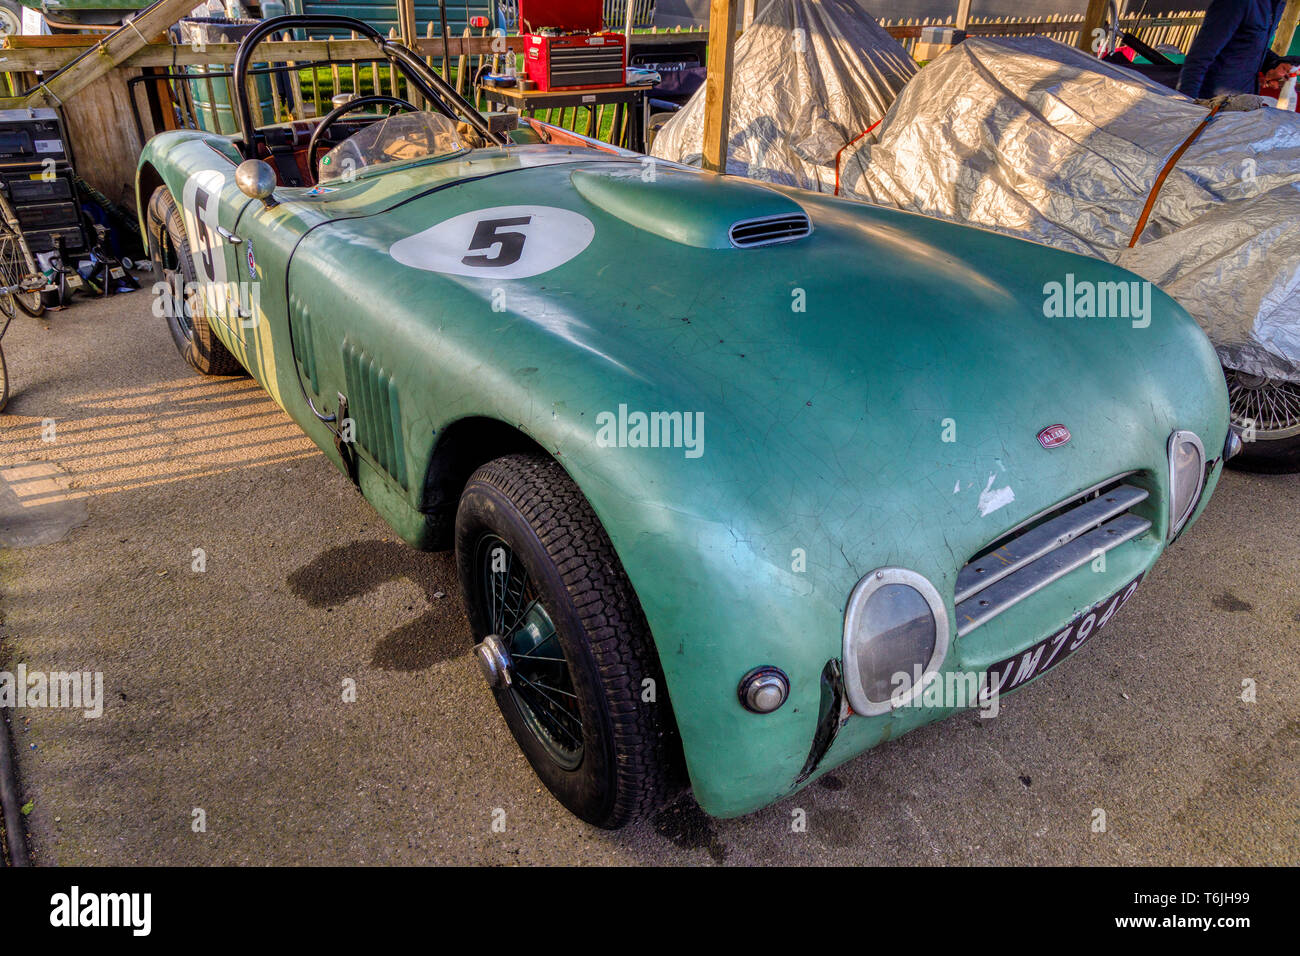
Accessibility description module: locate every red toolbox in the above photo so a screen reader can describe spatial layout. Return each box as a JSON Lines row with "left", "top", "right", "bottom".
{"left": 523, "top": 33, "right": 627, "bottom": 91}
{"left": 518, "top": 0, "right": 627, "bottom": 91}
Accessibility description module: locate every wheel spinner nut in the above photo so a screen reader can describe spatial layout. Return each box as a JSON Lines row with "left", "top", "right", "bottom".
{"left": 474, "top": 634, "right": 513, "bottom": 689}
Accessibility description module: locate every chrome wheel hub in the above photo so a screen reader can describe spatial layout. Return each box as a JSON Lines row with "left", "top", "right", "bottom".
{"left": 474, "top": 633, "right": 513, "bottom": 689}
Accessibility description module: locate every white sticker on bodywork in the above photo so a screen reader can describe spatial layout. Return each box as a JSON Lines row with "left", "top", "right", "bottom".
{"left": 390, "top": 204, "right": 594, "bottom": 280}
{"left": 978, "top": 473, "right": 1015, "bottom": 517}
{"left": 181, "top": 169, "right": 231, "bottom": 315}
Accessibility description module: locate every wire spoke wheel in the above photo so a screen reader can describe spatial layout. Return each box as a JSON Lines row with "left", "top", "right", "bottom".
{"left": 476, "top": 534, "right": 586, "bottom": 771}
{"left": 0, "top": 226, "right": 45, "bottom": 317}
{"left": 0, "top": 231, "right": 20, "bottom": 320}
{"left": 0, "top": 5, "right": 20, "bottom": 39}
{"left": 1227, "top": 370, "right": 1300, "bottom": 441}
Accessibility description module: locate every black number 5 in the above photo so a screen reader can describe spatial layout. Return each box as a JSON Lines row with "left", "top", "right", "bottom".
{"left": 194, "top": 187, "right": 216, "bottom": 281}
{"left": 461, "top": 216, "right": 531, "bottom": 268}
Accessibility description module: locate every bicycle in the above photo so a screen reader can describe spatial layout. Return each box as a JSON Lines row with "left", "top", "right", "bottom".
{"left": 0, "top": 187, "right": 50, "bottom": 412}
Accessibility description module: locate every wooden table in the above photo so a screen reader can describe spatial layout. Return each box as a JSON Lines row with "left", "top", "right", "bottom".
{"left": 475, "top": 82, "right": 652, "bottom": 153}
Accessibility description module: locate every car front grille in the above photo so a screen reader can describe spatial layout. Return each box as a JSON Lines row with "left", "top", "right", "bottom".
{"left": 954, "top": 476, "right": 1152, "bottom": 637}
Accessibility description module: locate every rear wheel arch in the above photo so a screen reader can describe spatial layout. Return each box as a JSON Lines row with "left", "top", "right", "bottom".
{"left": 136, "top": 163, "right": 166, "bottom": 239}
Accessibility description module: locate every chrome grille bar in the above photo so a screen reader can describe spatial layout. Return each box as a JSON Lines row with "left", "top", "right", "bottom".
{"left": 955, "top": 513, "right": 1151, "bottom": 636}
{"left": 954, "top": 483, "right": 1149, "bottom": 604}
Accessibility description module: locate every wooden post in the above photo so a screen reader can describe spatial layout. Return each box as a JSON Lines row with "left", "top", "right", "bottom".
{"left": 1077, "top": 0, "right": 1110, "bottom": 52}
{"left": 1274, "top": 0, "right": 1300, "bottom": 56}
{"left": 742, "top": 0, "right": 757, "bottom": 32}
{"left": 623, "top": 0, "right": 636, "bottom": 42}
{"left": 955, "top": 0, "right": 972, "bottom": 32}
{"left": 702, "top": 0, "right": 739, "bottom": 173}
{"left": 396, "top": 0, "right": 417, "bottom": 47}
{"left": 456, "top": 27, "right": 470, "bottom": 96}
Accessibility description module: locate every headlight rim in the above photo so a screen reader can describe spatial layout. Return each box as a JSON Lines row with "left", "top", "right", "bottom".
{"left": 1167, "top": 429, "right": 1207, "bottom": 541}
{"left": 842, "top": 567, "right": 950, "bottom": 717}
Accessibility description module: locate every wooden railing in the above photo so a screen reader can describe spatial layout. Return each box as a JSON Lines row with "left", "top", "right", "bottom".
{"left": 0, "top": 10, "right": 1210, "bottom": 212}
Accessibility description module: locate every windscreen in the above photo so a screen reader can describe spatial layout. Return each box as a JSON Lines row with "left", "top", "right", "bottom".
{"left": 319, "top": 111, "right": 466, "bottom": 182}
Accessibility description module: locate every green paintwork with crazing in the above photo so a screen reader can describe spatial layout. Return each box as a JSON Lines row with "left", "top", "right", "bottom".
{"left": 138, "top": 125, "right": 1228, "bottom": 818}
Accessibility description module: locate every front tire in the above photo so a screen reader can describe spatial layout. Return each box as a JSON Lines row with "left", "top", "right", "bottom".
{"left": 146, "top": 186, "right": 242, "bottom": 377}
{"left": 455, "top": 453, "right": 682, "bottom": 828}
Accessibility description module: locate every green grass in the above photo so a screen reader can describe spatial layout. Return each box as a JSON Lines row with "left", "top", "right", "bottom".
{"left": 289, "top": 57, "right": 625, "bottom": 144}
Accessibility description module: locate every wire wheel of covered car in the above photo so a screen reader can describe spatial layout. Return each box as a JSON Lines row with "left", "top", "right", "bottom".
{"left": 455, "top": 453, "right": 682, "bottom": 828}
{"left": 1226, "top": 370, "right": 1300, "bottom": 472}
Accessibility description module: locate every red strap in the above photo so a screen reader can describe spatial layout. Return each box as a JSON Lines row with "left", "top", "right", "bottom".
{"left": 1129, "top": 102, "right": 1222, "bottom": 248}
{"left": 834, "top": 119, "right": 882, "bottom": 196}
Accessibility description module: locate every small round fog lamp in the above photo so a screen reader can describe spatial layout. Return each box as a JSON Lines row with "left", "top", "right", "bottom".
{"left": 738, "top": 666, "right": 790, "bottom": 714}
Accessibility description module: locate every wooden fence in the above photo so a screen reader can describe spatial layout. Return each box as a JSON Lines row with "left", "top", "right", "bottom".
{"left": 879, "top": 10, "right": 1206, "bottom": 56}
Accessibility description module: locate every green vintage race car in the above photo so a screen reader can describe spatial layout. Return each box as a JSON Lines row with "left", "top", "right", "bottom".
{"left": 137, "top": 16, "right": 1234, "bottom": 827}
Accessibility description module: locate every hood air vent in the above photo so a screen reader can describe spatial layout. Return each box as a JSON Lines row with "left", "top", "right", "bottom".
{"left": 729, "top": 213, "right": 812, "bottom": 248}
{"left": 570, "top": 166, "right": 811, "bottom": 249}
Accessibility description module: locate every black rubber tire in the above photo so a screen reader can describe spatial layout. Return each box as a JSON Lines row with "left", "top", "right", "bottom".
{"left": 0, "top": 343, "right": 8, "bottom": 414}
{"left": 1226, "top": 435, "right": 1300, "bottom": 474}
{"left": 146, "top": 186, "right": 243, "bottom": 377}
{"left": 455, "top": 453, "right": 683, "bottom": 828}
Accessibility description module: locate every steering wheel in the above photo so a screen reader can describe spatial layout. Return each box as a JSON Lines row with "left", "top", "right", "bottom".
{"left": 306, "top": 94, "right": 419, "bottom": 184}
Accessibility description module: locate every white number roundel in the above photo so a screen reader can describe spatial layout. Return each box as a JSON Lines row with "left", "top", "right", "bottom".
{"left": 389, "top": 204, "right": 595, "bottom": 280}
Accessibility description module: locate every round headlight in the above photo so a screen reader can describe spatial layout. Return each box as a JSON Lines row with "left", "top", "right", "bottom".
{"left": 842, "top": 568, "right": 949, "bottom": 716}
{"left": 1167, "top": 430, "right": 1206, "bottom": 539}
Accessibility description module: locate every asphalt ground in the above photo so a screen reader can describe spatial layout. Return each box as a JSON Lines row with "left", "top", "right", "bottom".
{"left": 0, "top": 290, "right": 1296, "bottom": 866}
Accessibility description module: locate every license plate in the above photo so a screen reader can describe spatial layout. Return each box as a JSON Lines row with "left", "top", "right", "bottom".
{"left": 985, "top": 574, "right": 1144, "bottom": 696}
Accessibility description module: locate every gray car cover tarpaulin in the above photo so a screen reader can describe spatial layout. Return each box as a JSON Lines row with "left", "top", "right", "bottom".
{"left": 836, "top": 36, "right": 1300, "bottom": 383}
{"left": 649, "top": 0, "right": 916, "bottom": 190}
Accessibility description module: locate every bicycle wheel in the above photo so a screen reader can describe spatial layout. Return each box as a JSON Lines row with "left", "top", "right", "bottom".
{"left": 0, "top": 342, "right": 8, "bottom": 414}
{"left": 0, "top": 231, "right": 17, "bottom": 320}
{"left": 0, "top": 228, "right": 45, "bottom": 317}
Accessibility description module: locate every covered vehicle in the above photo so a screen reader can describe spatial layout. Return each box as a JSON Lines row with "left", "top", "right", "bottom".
{"left": 138, "top": 16, "right": 1231, "bottom": 827}
{"left": 650, "top": 0, "right": 915, "bottom": 187}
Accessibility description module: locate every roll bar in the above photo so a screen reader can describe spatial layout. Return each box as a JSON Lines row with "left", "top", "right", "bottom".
{"left": 232, "top": 14, "right": 505, "bottom": 159}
